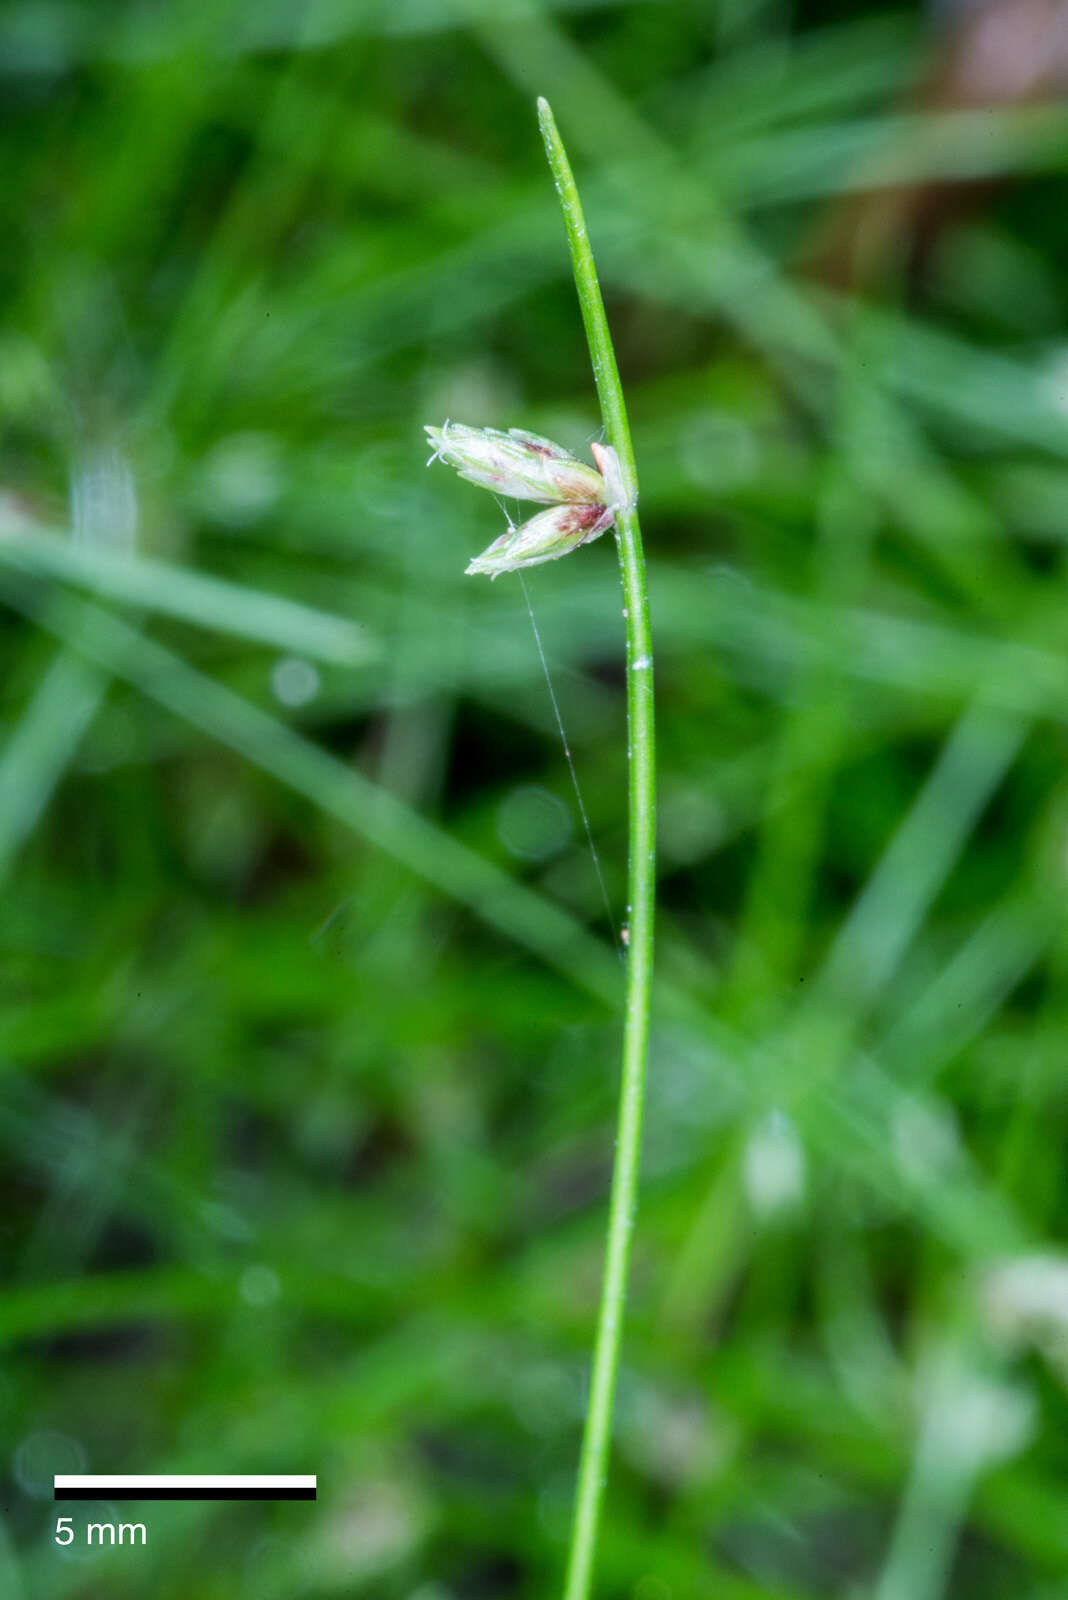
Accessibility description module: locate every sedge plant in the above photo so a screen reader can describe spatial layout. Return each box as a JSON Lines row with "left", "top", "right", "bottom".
{"left": 426, "top": 99, "right": 655, "bottom": 1600}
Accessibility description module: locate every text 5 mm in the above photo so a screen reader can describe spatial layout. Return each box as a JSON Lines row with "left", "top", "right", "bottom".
{"left": 56, "top": 1517, "right": 146, "bottom": 1548}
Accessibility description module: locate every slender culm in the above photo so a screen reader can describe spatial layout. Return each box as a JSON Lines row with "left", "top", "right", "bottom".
{"left": 537, "top": 97, "right": 657, "bottom": 1600}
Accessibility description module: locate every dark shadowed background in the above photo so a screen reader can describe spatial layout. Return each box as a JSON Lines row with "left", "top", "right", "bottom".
{"left": 3, "top": 0, "right": 1068, "bottom": 1596}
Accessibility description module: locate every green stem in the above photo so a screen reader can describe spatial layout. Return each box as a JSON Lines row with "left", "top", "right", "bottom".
{"left": 538, "top": 97, "right": 656, "bottom": 1600}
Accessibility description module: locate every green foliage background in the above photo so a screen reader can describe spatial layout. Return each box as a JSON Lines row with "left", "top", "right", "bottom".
{"left": 3, "top": 1, "right": 1068, "bottom": 1596}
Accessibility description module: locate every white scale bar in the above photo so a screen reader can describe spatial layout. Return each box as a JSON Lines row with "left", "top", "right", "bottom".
{"left": 55, "top": 1475, "right": 315, "bottom": 1495}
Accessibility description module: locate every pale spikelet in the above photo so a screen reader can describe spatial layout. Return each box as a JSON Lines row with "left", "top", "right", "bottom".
{"left": 465, "top": 501, "right": 614, "bottom": 577}
{"left": 425, "top": 422, "right": 605, "bottom": 505}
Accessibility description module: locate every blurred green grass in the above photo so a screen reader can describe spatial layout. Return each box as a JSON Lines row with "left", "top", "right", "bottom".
{"left": 4, "top": 0, "right": 1068, "bottom": 1597}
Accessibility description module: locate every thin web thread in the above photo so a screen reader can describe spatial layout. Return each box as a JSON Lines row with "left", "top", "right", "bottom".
{"left": 518, "top": 573, "right": 618, "bottom": 947}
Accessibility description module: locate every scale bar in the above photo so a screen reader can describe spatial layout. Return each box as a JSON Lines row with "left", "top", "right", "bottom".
{"left": 54, "top": 1475, "right": 316, "bottom": 1502}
